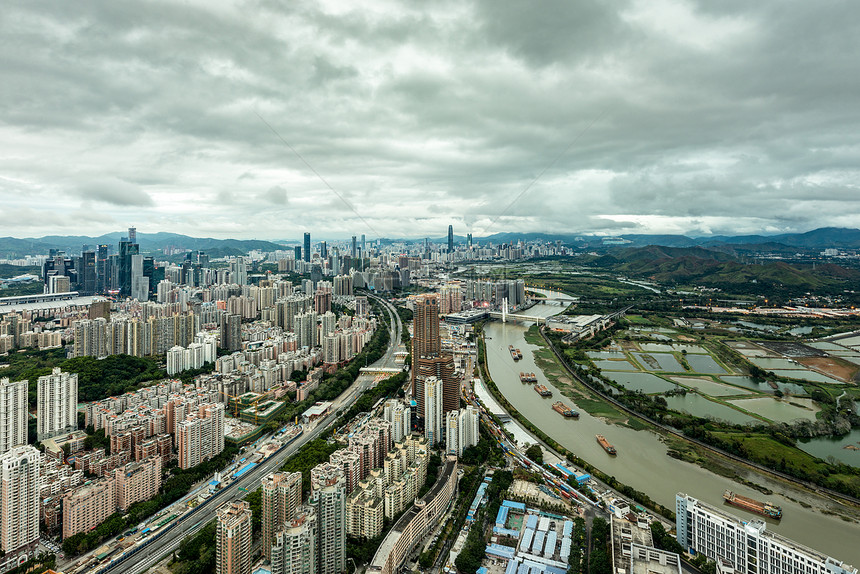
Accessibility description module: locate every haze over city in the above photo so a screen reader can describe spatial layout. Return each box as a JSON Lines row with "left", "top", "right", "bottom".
{"left": 4, "top": 1, "right": 860, "bottom": 239}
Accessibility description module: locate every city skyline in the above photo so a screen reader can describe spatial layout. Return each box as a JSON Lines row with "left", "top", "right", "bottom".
{"left": 3, "top": 2, "right": 860, "bottom": 240}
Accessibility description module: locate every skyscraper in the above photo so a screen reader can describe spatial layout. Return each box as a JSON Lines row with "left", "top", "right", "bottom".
{"left": 96, "top": 244, "right": 110, "bottom": 293}
{"left": 127, "top": 227, "right": 137, "bottom": 244}
{"left": 0, "top": 445, "right": 40, "bottom": 555}
{"left": 320, "top": 241, "right": 327, "bottom": 260}
{"left": 270, "top": 506, "right": 317, "bottom": 574}
{"left": 447, "top": 225, "right": 453, "bottom": 253}
{"left": 304, "top": 233, "right": 311, "bottom": 263}
{"left": 351, "top": 236, "right": 357, "bottom": 259}
{"left": 361, "top": 234, "right": 365, "bottom": 255}
{"left": 216, "top": 500, "right": 252, "bottom": 574}
{"left": 424, "top": 376, "right": 443, "bottom": 446}
{"left": 412, "top": 296, "right": 458, "bottom": 418}
{"left": 37, "top": 368, "right": 78, "bottom": 441}
{"left": 0, "top": 379, "right": 27, "bottom": 455}
{"left": 310, "top": 465, "right": 346, "bottom": 574}
{"left": 118, "top": 238, "right": 139, "bottom": 296}
{"left": 262, "top": 472, "right": 303, "bottom": 559}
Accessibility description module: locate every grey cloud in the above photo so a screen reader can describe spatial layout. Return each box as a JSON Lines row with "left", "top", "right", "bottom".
{"left": 260, "top": 186, "right": 288, "bottom": 205}
{"left": 74, "top": 178, "right": 154, "bottom": 207}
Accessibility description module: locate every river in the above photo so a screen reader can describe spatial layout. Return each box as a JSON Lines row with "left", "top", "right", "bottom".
{"left": 480, "top": 290, "right": 860, "bottom": 566}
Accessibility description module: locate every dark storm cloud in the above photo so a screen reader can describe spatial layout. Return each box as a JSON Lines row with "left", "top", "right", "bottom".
{"left": 2, "top": 0, "right": 860, "bottom": 239}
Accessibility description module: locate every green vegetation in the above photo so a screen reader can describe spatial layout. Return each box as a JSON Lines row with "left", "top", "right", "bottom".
{"left": 460, "top": 424, "right": 507, "bottom": 467}
{"left": 280, "top": 438, "right": 341, "bottom": 497}
{"left": 0, "top": 282, "right": 44, "bottom": 297}
{"left": 418, "top": 453, "right": 443, "bottom": 498}
{"left": 0, "top": 263, "right": 41, "bottom": 278}
{"left": 650, "top": 521, "right": 685, "bottom": 555}
{"left": 246, "top": 487, "right": 262, "bottom": 537}
{"left": 525, "top": 444, "right": 544, "bottom": 465}
{"left": 4, "top": 552, "right": 56, "bottom": 574}
{"left": 567, "top": 517, "right": 587, "bottom": 574}
{"left": 589, "top": 516, "right": 612, "bottom": 574}
{"left": 63, "top": 354, "right": 167, "bottom": 402}
{"left": 168, "top": 520, "right": 216, "bottom": 574}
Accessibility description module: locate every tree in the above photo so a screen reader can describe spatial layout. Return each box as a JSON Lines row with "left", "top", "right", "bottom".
{"left": 525, "top": 444, "right": 543, "bottom": 465}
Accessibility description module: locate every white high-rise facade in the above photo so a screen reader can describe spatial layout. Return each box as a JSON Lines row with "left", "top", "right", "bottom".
{"left": 310, "top": 465, "right": 346, "bottom": 574}
{"left": 424, "top": 376, "right": 443, "bottom": 446}
{"left": 383, "top": 399, "right": 410, "bottom": 444}
{"left": 0, "top": 379, "right": 27, "bottom": 455}
{"left": 37, "top": 368, "right": 78, "bottom": 441}
{"left": 676, "top": 493, "right": 856, "bottom": 574}
{"left": 271, "top": 505, "right": 317, "bottom": 574}
{"left": 0, "top": 445, "right": 40, "bottom": 555}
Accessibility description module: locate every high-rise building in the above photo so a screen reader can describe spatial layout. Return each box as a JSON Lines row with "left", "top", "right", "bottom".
{"left": 96, "top": 244, "right": 110, "bottom": 293}
{"left": 382, "top": 399, "right": 410, "bottom": 444}
{"left": 320, "top": 241, "right": 327, "bottom": 260}
{"left": 78, "top": 250, "right": 97, "bottom": 295}
{"left": 361, "top": 234, "right": 365, "bottom": 255}
{"left": 37, "top": 368, "right": 78, "bottom": 441}
{"left": 118, "top": 238, "right": 139, "bottom": 297}
{"left": 0, "top": 445, "right": 40, "bottom": 555}
{"left": 446, "top": 406, "right": 479, "bottom": 456}
{"left": 128, "top": 227, "right": 137, "bottom": 244}
{"left": 262, "top": 472, "right": 303, "bottom": 559}
{"left": 176, "top": 403, "right": 225, "bottom": 469}
{"left": 304, "top": 233, "right": 311, "bottom": 263}
{"left": 216, "top": 500, "right": 253, "bottom": 574}
{"left": 675, "top": 493, "right": 856, "bottom": 574}
{"left": 310, "top": 465, "right": 346, "bottom": 574}
{"left": 270, "top": 505, "right": 317, "bottom": 574}
{"left": 230, "top": 257, "right": 248, "bottom": 286}
{"left": 0, "top": 379, "right": 27, "bottom": 455}
{"left": 424, "top": 376, "right": 443, "bottom": 446}
{"left": 115, "top": 457, "right": 162, "bottom": 510}
{"left": 412, "top": 295, "right": 458, "bottom": 418}
{"left": 351, "top": 236, "right": 357, "bottom": 259}
{"left": 63, "top": 477, "right": 116, "bottom": 539}
{"left": 447, "top": 225, "right": 454, "bottom": 253}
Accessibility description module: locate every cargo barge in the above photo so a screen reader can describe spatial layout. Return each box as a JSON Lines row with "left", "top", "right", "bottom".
{"left": 552, "top": 401, "right": 579, "bottom": 418}
{"left": 534, "top": 384, "right": 552, "bottom": 397}
{"left": 519, "top": 372, "right": 537, "bottom": 383}
{"left": 596, "top": 435, "right": 617, "bottom": 455}
{"left": 509, "top": 345, "right": 522, "bottom": 361}
{"left": 723, "top": 490, "right": 782, "bottom": 519}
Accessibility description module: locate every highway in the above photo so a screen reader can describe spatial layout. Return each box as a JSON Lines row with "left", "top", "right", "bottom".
{"left": 93, "top": 294, "right": 403, "bottom": 574}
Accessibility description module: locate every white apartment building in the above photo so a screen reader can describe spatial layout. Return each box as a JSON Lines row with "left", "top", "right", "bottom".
{"left": 0, "top": 379, "right": 27, "bottom": 455}
{"left": 271, "top": 505, "right": 317, "bottom": 574}
{"left": 37, "top": 368, "right": 78, "bottom": 441}
{"left": 676, "top": 493, "right": 856, "bottom": 574}
{"left": 0, "top": 445, "right": 40, "bottom": 555}
{"left": 423, "top": 376, "right": 442, "bottom": 446}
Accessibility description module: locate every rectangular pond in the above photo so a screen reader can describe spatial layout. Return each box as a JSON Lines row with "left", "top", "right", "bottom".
{"left": 639, "top": 343, "right": 709, "bottom": 354}
{"left": 587, "top": 351, "right": 628, "bottom": 360}
{"left": 606, "top": 372, "right": 679, "bottom": 394}
{"left": 593, "top": 359, "right": 640, "bottom": 371}
{"left": 769, "top": 369, "right": 843, "bottom": 384}
{"left": 633, "top": 352, "right": 685, "bottom": 372}
{"left": 750, "top": 357, "right": 805, "bottom": 370}
{"left": 670, "top": 377, "right": 753, "bottom": 396}
{"left": 728, "top": 397, "right": 820, "bottom": 423}
{"left": 662, "top": 395, "right": 759, "bottom": 425}
{"left": 719, "top": 376, "right": 807, "bottom": 396}
{"left": 685, "top": 354, "right": 729, "bottom": 374}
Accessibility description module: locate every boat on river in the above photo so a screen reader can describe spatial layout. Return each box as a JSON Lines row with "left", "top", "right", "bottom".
{"left": 723, "top": 490, "right": 782, "bottom": 519}
{"left": 519, "top": 372, "right": 537, "bottom": 383}
{"left": 534, "top": 384, "right": 552, "bottom": 397}
{"left": 552, "top": 401, "right": 579, "bottom": 418}
{"left": 509, "top": 345, "right": 522, "bottom": 361}
{"left": 596, "top": 435, "right": 617, "bottom": 455}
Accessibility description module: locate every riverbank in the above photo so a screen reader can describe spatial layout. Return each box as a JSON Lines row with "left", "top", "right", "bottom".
{"left": 479, "top": 317, "right": 860, "bottom": 565}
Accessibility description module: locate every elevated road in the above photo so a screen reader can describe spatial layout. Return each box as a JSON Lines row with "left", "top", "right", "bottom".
{"left": 96, "top": 295, "right": 403, "bottom": 574}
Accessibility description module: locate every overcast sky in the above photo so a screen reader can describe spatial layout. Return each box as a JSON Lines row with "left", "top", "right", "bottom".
{"left": 3, "top": 1, "right": 860, "bottom": 241}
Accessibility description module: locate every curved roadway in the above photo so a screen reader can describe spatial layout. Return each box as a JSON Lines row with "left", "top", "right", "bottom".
{"left": 96, "top": 294, "right": 402, "bottom": 574}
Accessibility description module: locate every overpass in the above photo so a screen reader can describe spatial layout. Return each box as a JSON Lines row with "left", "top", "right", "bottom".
{"left": 358, "top": 366, "right": 405, "bottom": 374}
{"left": 486, "top": 311, "right": 549, "bottom": 324}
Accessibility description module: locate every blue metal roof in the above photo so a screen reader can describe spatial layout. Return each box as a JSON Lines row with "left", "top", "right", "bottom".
{"left": 233, "top": 462, "right": 257, "bottom": 479}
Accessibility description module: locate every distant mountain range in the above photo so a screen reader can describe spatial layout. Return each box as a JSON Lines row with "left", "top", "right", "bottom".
{"left": 0, "top": 232, "right": 286, "bottom": 258}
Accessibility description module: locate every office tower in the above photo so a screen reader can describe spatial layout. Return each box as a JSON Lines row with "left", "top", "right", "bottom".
{"left": 0, "top": 445, "right": 40, "bottom": 555}
{"left": 96, "top": 244, "right": 110, "bottom": 293}
{"left": 0, "top": 379, "right": 27, "bottom": 455}
{"left": 37, "top": 368, "right": 78, "bottom": 441}
{"left": 220, "top": 313, "right": 242, "bottom": 352}
{"left": 424, "top": 376, "right": 443, "bottom": 445}
{"left": 304, "top": 233, "right": 311, "bottom": 263}
{"left": 262, "top": 472, "right": 303, "bottom": 559}
{"left": 118, "top": 238, "right": 139, "bottom": 296}
{"left": 128, "top": 227, "right": 137, "bottom": 244}
{"left": 131, "top": 254, "right": 149, "bottom": 301}
{"left": 361, "top": 234, "right": 365, "bottom": 254}
{"left": 447, "top": 225, "right": 453, "bottom": 253}
{"left": 270, "top": 505, "right": 317, "bottom": 574}
{"left": 467, "top": 233, "right": 473, "bottom": 248}
{"left": 675, "top": 493, "right": 856, "bottom": 574}
{"left": 294, "top": 246, "right": 302, "bottom": 262}
{"left": 320, "top": 241, "right": 327, "bottom": 260}
{"left": 78, "top": 250, "right": 96, "bottom": 295}
{"left": 310, "top": 466, "right": 346, "bottom": 574}
{"left": 412, "top": 296, "right": 458, "bottom": 418}
{"left": 216, "top": 500, "right": 253, "bottom": 574}
{"left": 351, "top": 236, "right": 357, "bottom": 259}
